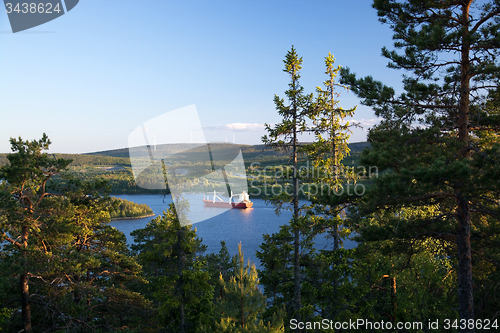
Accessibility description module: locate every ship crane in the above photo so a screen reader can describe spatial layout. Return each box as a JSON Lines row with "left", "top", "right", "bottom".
{"left": 203, "top": 190, "right": 253, "bottom": 209}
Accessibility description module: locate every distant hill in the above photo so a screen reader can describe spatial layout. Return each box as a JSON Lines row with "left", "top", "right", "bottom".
{"left": 0, "top": 142, "right": 371, "bottom": 168}
{"left": 348, "top": 141, "right": 371, "bottom": 154}
{"left": 0, "top": 142, "right": 371, "bottom": 195}
{"left": 85, "top": 142, "right": 371, "bottom": 160}
{"left": 86, "top": 147, "right": 131, "bottom": 158}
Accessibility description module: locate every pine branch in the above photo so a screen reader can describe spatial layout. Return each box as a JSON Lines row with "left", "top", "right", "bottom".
{"left": 471, "top": 6, "right": 500, "bottom": 34}
{"left": 2, "top": 232, "right": 22, "bottom": 249}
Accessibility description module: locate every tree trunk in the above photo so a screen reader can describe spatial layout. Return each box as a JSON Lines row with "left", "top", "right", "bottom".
{"left": 332, "top": 226, "right": 340, "bottom": 252}
{"left": 241, "top": 296, "right": 245, "bottom": 328}
{"left": 293, "top": 227, "right": 300, "bottom": 319}
{"left": 292, "top": 71, "right": 301, "bottom": 330}
{"left": 330, "top": 84, "right": 341, "bottom": 253}
{"left": 21, "top": 273, "right": 32, "bottom": 333}
{"left": 391, "top": 276, "right": 397, "bottom": 324}
{"left": 21, "top": 225, "right": 32, "bottom": 333}
{"left": 179, "top": 301, "right": 185, "bottom": 333}
{"left": 177, "top": 229, "right": 186, "bottom": 333}
{"left": 456, "top": 3, "right": 474, "bottom": 331}
{"left": 457, "top": 195, "right": 474, "bottom": 331}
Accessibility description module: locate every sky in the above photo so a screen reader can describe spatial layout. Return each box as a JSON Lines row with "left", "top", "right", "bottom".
{"left": 0, "top": 0, "right": 404, "bottom": 153}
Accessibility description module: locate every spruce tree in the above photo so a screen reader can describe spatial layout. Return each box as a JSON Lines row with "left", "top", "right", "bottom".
{"left": 256, "top": 225, "right": 295, "bottom": 320}
{"left": 204, "top": 241, "right": 234, "bottom": 301}
{"left": 262, "top": 46, "right": 314, "bottom": 326}
{"left": 131, "top": 204, "right": 213, "bottom": 333}
{"left": 305, "top": 52, "right": 357, "bottom": 250}
{"left": 340, "top": 0, "right": 500, "bottom": 328}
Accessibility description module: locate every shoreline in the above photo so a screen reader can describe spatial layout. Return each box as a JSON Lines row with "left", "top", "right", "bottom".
{"left": 110, "top": 213, "right": 156, "bottom": 221}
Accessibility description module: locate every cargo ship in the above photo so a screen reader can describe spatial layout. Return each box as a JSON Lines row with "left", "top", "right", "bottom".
{"left": 203, "top": 191, "right": 253, "bottom": 209}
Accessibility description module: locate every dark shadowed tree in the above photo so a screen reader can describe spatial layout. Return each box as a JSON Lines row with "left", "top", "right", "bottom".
{"left": 0, "top": 135, "right": 152, "bottom": 332}
{"left": 340, "top": 1, "right": 500, "bottom": 330}
{"left": 131, "top": 204, "right": 213, "bottom": 333}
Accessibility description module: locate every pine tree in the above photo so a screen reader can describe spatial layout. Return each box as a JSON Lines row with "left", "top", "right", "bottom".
{"left": 0, "top": 135, "right": 151, "bottom": 332}
{"left": 340, "top": 0, "right": 500, "bottom": 328}
{"left": 214, "top": 243, "right": 284, "bottom": 333}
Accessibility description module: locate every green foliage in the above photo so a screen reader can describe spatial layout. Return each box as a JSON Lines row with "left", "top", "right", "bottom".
{"left": 302, "top": 52, "right": 359, "bottom": 258}
{"left": 204, "top": 241, "right": 234, "bottom": 301}
{"left": 262, "top": 46, "right": 317, "bottom": 326}
{"left": 255, "top": 216, "right": 461, "bottom": 332}
{"left": 256, "top": 222, "right": 320, "bottom": 328}
{"left": 257, "top": 225, "right": 294, "bottom": 316}
{"left": 109, "top": 197, "right": 154, "bottom": 219}
{"left": 0, "top": 308, "right": 13, "bottom": 332}
{"left": 213, "top": 243, "right": 284, "bottom": 333}
{"left": 0, "top": 135, "right": 152, "bottom": 332}
{"left": 340, "top": 0, "right": 500, "bottom": 323}
{"left": 305, "top": 52, "right": 357, "bottom": 183}
{"left": 131, "top": 204, "right": 213, "bottom": 332}
{"left": 2, "top": 142, "right": 369, "bottom": 200}
{"left": 5, "top": 1, "right": 500, "bottom": 329}
{"left": 263, "top": 46, "right": 314, "bottom": 151}
{"left": 316, "top": 240, "right": 459, "bottom": 330}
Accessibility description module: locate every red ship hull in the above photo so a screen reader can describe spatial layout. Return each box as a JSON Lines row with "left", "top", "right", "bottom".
{"left": 203, "top": 200, "right": 253, "bottom": 209}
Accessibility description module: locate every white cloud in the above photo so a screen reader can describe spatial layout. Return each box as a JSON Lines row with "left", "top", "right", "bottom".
{"left": 204, "top": 120, "right": 380, "bottom": 134}
{"left": 351, "top": 118, "right": 380, "bottom": 129}
{"left": 205, "top": 123, "right": 266, "bottom": 132}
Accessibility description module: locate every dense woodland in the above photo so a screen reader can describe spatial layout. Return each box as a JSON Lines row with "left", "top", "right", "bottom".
{"left": 109, "top": 197, "right": 154, "bottom": 220}
{"left": 1, "top": 1, "right": 500, "bottom": 332}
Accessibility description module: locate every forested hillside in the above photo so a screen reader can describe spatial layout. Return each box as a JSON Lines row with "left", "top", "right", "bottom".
{"left": 0, "top": 142, "right": 368, "bottom": 196}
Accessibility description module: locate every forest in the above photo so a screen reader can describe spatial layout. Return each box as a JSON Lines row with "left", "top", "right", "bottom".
{"left": 0, "top": 142, "right": 366, "bottom": 199}
{"left": 109, "top": 197, "right": 154, "bottom": 220}
{"left": 1, "top": 1, "right": 500, "bottom": 332}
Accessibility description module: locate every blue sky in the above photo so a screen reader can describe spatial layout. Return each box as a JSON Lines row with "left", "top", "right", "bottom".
{"left": 0, "top": 1, "right": 403, "bottom": 153}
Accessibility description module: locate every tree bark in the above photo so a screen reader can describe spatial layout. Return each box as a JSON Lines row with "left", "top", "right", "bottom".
{"left": 241, "top": 296, "right": 245, "bottom": 328}
{"left": 391, "top": 276, "right": 397, "bottom": 324}
{"left": 456, "top": 2, "right": 474, "bottom": 331}
{"left": 177, "top": 229, "right": 186, "bottom": 333}
{"left": 457, "top": 195, "right": 474, "bottom": 330}
{"left": 21, "top": 225, "right": 31, "bottom": 333}
{"left": 21, "top": 273, "right": 32, "bottom": 333}
{"left": 330, "top": 76, "right": 340, "bottom": 253}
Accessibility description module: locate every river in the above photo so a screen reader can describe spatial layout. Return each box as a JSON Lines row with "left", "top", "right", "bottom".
{"left": 109, "top": 194, "right": 356, "bottom": 267}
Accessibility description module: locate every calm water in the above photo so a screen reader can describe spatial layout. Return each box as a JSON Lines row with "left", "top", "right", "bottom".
{"left": 110, "top": 194, "right": 356, "bottom": 267}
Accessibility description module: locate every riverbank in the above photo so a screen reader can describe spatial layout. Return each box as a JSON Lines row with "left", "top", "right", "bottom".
{"left": 111, "top": 213, "right": 156, "bottom": 221}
